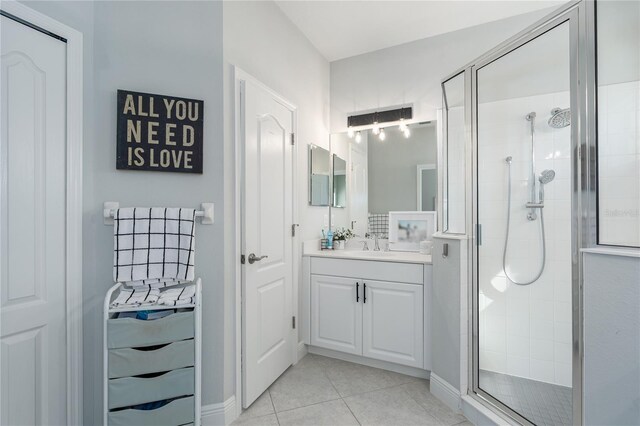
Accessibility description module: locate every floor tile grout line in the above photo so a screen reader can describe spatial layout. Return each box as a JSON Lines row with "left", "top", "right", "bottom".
{"left": 340, "top": 397, "right": 362, "bottom": 426}
{"left": 272, "top": 396, "right": 343, "bottom": 414}
{"left": 320, "top": 363, "right": 347, "bottom": 399}
{"left": 338, "top": 378, "right": 420, "bottom": 400}
{"left": 267, "top": 389, "right": 281, "bottom": 425}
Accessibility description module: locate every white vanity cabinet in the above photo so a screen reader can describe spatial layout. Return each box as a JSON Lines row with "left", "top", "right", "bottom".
{"left": 306, "top": 255, "right": 431, "bottom": 371}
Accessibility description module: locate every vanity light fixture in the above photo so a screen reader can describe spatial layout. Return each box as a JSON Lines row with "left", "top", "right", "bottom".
{"left": 347, "top": 126, "right": 354, "bottom": 138}
{"left": 346, "top": 107, "right": 412, "bottom": 136}
{"left": 379, "top": 128, "right": 386, "bottom": 141}
{"left": 355, "top": 131, "right": 362, "bottom": 143}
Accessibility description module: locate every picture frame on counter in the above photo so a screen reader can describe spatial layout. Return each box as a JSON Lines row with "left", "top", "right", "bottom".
{"left": 388, "top": 211, "right": 437, "bottom": 252}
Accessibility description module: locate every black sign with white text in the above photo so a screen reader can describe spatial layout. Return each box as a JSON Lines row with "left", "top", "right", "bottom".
{"left": 116, "top": 90, "right": 204, "bottom": 173}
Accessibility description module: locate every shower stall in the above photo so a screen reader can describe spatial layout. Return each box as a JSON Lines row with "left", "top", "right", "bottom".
{"left": 441, "top": 1, "right": 640, "bottom": 425}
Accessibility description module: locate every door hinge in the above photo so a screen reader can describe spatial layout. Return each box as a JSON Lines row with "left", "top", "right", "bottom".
{"left": 241, "top": 254, "right": 246, "bottom": 264}
{"left": 292, "top": 223, "right": 299, "bottom": 237}
{"left": 476, "top": 224, "right": 482, "bottom": 246}
{"left": 290, "top": 133, "right": 295, "bottom": 145}
{"left": 292, "top": 316, "right": 296, "bottom": 329}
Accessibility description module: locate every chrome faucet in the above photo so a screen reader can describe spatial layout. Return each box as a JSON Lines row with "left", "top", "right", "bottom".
{"left": 373, "top": 234, "right": 380, "bottom": 251}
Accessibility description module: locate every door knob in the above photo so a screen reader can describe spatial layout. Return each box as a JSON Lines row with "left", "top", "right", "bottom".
{"left": 248, "top": 253, "right": 268, "bottom": 264}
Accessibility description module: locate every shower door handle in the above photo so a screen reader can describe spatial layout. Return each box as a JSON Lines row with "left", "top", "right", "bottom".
{"left": 525, "top": 202, "right": 545, "bottom": 208}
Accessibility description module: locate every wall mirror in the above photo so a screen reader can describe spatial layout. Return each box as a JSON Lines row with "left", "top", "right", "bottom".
{"left": 332, "top": 154, "right": 347, "bottom": 208}
{"left": 309, "top": 144, "right": 330, "bottom": 206}
{"left": 329, "top": 122, "right": 438, "bottom": 237}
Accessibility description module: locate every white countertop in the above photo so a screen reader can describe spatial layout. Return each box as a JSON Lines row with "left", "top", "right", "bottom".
{"left": 303, "top": 248, "right": 432, "bottom": 264}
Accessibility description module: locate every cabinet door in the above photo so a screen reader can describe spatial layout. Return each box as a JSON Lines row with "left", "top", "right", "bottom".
{"left": 311, "top": 275, "right": 362, "bottom": 355}
{"left": 362, "top": 280, "right": 423, "bottom": 368}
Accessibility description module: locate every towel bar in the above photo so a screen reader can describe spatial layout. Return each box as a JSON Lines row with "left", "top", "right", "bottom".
{"left": 103, "top": 202, "right": 214, "bottom": 225}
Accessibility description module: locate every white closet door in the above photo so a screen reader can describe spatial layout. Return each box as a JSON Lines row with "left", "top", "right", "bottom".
{"left": 1, "top": 16, "right": 68, "bottom": 426}
{"left": 362, "top": 280, "right": 423, "bottom": 368}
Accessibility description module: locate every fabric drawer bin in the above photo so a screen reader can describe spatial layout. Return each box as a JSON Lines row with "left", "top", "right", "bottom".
{"left": 107, "top": 311, "right": 194, "bottom": 349}
{"left": 108, "top": 395, "right": 194, "bottom": 426}
{"left": 108, "top": 367, "right": 194, "bottom": 410}
{"left": 108, "top": 340, "right": 195, "bottom": 379}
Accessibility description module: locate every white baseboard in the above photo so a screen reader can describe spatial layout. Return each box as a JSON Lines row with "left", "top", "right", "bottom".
{"left": 297, "top": 341, "right": 308, "bottom": 361}
{"left": 202, "top": 396, "right": 236, "bottom": 426}
{"left": 308, "top": 346, "right": 430, "bottom": 379}
{"left": 430, "top": 373, "right": 461, "bottom": 413}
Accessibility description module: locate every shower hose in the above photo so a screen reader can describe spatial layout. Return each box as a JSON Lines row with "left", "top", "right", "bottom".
{"left": 502, "top": 160, "right": 546, "bottom": 285}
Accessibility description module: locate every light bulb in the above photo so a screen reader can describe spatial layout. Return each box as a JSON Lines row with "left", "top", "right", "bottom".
{"left": 347, "top": 126, "right": 354, "bottom": 138}
{"left": 379, "top": 128, "right": 386, "bottom": 141}
{"left": 372, "top": 121, "right": 380, "bottom": 135}
{"left": 355, "top": 131, "right": 362, "bottom": 143}
{"left": 399, "top": 118, "right": 407, "bottom": 132}
{"left": 403, "top": 127, "right": 411, "bottom": 138}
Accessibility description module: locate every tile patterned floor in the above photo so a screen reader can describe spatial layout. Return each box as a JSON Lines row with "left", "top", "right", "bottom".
{"left": 233, "top": 353, "right": 472, "bottom": 426}
{"left": 479, "top": 370, "right": 572, "bottom": 426}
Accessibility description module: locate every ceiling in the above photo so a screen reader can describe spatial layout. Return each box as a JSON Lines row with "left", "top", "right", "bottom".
{"left": 274, "top": 1, "right": 566, "bottom": 62}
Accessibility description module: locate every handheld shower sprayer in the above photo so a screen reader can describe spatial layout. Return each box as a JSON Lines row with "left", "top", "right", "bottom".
{"left": 537, "top": 169, "right": 555, "bottom": 204}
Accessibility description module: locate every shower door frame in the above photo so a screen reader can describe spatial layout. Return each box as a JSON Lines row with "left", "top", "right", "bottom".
{"left": 463, "top": 1, "right": 596, "bottom": 424}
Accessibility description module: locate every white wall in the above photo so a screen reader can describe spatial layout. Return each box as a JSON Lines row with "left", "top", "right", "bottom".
{"left": 222, "top": 0, "right": 331, "bottom": 400}
{"left": 21, "top": 1, "right": 225, "bottom": 424}
{"left": 329, "top": 8, "right": 555, "bottom": 133}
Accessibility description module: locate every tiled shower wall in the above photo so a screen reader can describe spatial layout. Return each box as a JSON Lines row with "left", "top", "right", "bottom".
{"left": 477, "top": 82, "right": 640, "bottom": 387}
{"left": 598, "top": 80, "right": 640, "bottom": 247}
{"left": 477, "top": 90, "right": 573, "bottom": 387}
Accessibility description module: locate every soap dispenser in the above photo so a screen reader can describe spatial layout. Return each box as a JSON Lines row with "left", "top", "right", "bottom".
{"left": 326, "top": 228, "right": 334, "bottom": 250}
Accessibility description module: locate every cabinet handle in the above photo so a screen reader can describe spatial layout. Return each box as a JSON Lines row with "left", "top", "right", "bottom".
{"left": 363, "top": 283, "right": 367, "bottom": 303}
{"left": 356, "top": 282, "right": 359, "bottom": 302}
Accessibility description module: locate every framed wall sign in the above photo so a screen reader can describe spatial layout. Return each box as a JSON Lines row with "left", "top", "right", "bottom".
{"left": 116, "top": 89, "right": 204, "bottom": 173}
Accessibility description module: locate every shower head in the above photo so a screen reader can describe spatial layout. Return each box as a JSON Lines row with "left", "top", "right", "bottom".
{"left": 548, "top": 107, "right": 570, "bottom": 128}
{"left": 539, "top": 169, "right": 556, "bottom": 184}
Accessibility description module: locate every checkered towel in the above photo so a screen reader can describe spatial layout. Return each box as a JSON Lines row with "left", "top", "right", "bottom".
{"left": 158, "top": 284, "right": 196, "bottom": 307}
{"left": 113, "top": 208, "right": 196, "bottom": 284}
{"left": 110, "top": 286, "right": 160, "bottom": 308}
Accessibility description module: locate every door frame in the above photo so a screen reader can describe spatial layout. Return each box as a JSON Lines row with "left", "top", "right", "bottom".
{"left": 233, "top": 67, "right": 298, "bottom": 417}
{"left": 0, "top": 2, "right": 83, "bottom": 424}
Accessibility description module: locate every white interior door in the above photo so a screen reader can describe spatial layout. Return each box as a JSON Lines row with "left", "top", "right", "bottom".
{"left": 241, "top": 76, "right": 295, "bottom": 407}
{"left": 349, "top": 139, "right": 368, "bottom": 236}
{"left": 1, "top": 15, "right": 68, "bottom": 425}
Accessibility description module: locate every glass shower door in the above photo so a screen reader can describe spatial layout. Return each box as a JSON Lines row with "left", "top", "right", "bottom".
{"left": 473, "top": 17, "right": 574, "bottom": 426}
